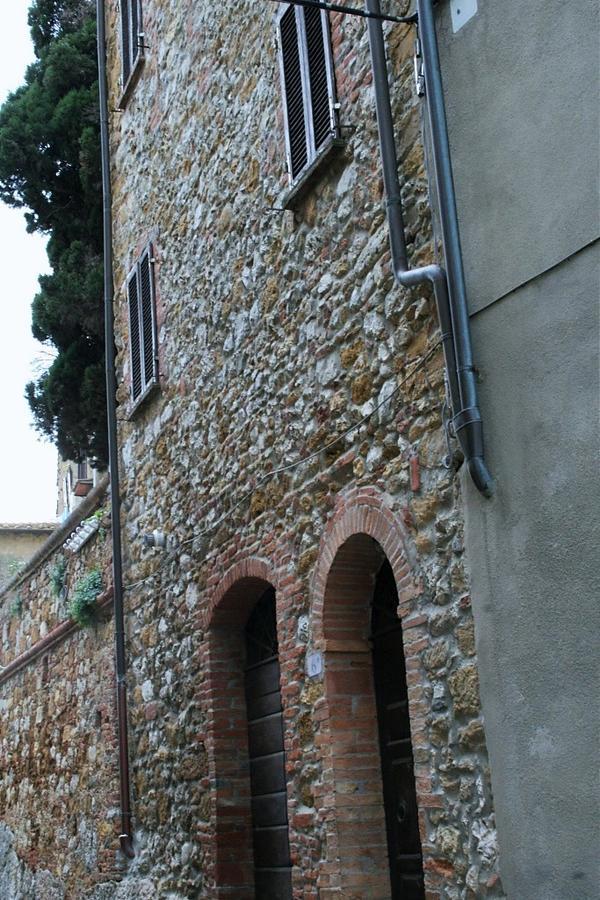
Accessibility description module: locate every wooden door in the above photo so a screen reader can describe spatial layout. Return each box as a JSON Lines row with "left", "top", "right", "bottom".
{"left": 371, "top": 561, "right": 425, "bottom": 899}
{"left": 245, "top": 588, "right": 293, "bottom": 899}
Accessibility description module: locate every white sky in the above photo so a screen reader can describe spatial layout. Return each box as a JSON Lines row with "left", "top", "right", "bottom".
{"left": 0, "top": 3, "right": 58, "bottom": 523}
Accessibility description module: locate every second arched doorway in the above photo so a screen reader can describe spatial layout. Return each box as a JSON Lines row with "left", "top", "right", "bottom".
{"left": 318, "top": 533, "right": 425, "bottom": 898}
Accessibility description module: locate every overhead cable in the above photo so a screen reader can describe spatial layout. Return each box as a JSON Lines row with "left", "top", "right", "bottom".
{"left": 122, "top": 338, "right": 442, "bottom": 591}
{"left": 264, "top": 0, "right": 415, "bottom": 26}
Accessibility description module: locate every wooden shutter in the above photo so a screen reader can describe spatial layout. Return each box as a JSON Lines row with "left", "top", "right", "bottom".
{"left": 127, "top": 267, "right": 142, "bottom": 401}
{"left": 130, "top": 0, "right": 140, "bottom": 70}
{"left": 279, "top": 6, "right": 308, "bottom": 179}
{"left": 304, "top": 7, "right": 332, "bottom": 152}
{"left": 121, "top": 0, "right": 141, "bottom": 85}
{"left": 278, "top": 4, "right": 338, "bottom": 183}
{"left": 127, "top": 244, "right": 157, "bottom": 405}
{"left": 139, "top": 246, "right": 156, "bottom": 388}
{"left": 121, "top": 0, "right": 131, "bottom": 84}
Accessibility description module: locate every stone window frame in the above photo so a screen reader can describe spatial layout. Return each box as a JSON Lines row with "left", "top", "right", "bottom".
{"left": 276, "top": 1, "right": 343, "bottom": 207}
{"left": 118, "top": 0, "right": 145, "bottom": 109}
{"left": 126, "top": 242, "right": 159, "bottom": 415}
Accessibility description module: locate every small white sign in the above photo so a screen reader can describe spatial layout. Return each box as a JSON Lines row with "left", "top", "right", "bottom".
{"left": 297, "top": 614, "right": 310, "bottom": 644}
{"left": 450, "top": 0, "right": 478, "bottom": 33}
{"left": 306, "top": 651, "right": 323, "bottom": 678}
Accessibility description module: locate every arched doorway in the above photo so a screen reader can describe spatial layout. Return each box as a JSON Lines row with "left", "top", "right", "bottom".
{"left": 244, "top": 587, "right": 292, "bottom": 898}
{"left": 203, "top": 570, "right": 293, "bottom": 899}
{"left": 316, "top": 532, "right": 425, "bottom": 897}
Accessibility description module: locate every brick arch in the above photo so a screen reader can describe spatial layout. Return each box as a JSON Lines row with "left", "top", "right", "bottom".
{"left": 199, "top": 553, "right": 299, "bottom": 899}
{"left": 312, "top": 489, "right": 413, "bottom": 647}
{"left": 310, "top": 489, "right": 429, "bottom": 897}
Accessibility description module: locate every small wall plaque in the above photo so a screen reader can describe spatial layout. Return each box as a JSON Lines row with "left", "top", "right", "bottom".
{"left": 450, "top": 0, "right": 477, "bottom": 33}
{"left": 297, "top": 614, "right": 310, "bottom": 644}
{"left": 306, "top": 651, "right": 323, "bottom": 678}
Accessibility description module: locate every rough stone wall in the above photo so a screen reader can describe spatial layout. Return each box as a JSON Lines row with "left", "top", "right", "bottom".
{"left": 104, "top": 0, "right": 504, "bottom": 897}
{"left": 0, "top": 501, "right": 119, "bottom": 898}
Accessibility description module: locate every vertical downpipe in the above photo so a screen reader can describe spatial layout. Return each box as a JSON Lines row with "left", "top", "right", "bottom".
{"left": 97, "top": 0, "right": 135, "bottom": 859}
{"left": 366, "top": 0, "right": 493, "bottom": 496}
{"left": 416, "top": 0, "right": 492, "bottom": 495}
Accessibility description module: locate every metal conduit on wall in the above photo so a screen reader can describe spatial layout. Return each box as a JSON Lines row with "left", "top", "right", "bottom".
{"left": 366, "top": 0, "right": 493, "bottom": 497}
{"left": 97, "top": 0, "right": 135, "bottom": 859}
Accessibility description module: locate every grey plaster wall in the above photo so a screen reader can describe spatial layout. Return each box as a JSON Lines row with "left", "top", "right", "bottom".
{"left": 463, "top": 245, "right": 599, "bottom": 899}
{"left": 433, "top": 0, "right": 600, "bottom": 897}
{"left": 437, "top": 0, "right": 599, "bottom": 313}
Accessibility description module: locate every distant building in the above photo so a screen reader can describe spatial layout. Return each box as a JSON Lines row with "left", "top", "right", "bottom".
{"left": 56, "top": 456, "right": 99, "bottom": 521}
{"left": 0, "top": 523, "right": 55, "bottom": 589}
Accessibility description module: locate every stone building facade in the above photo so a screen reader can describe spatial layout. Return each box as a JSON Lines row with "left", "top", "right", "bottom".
{"left": 102, "top": 0, "right": 502, "bottom": 896}
{"left": 0, "top": 1, "right": 506, "bottom": 898}
{"left": 57, "top": 457, "right": 99, "bottom": 522}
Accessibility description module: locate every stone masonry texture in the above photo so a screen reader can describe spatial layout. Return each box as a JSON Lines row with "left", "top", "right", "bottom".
{"left": 0, "top": 1, "right": 505, "bottom": 898}
{"left": 0, "top": 497, "right": 119, "bottom": 898}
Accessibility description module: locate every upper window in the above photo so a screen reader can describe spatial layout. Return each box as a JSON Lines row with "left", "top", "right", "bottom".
{"left": 127, "top": 244, "right": 158, "bottom": 407}
{"left": 120, "top": 0, "right": 143, "bottom": 92}
{"left": 277, "top": 3, "right": 339, "bottom": 185}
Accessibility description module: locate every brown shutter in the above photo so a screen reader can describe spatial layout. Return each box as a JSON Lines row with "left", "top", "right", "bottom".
{"left": 121, "top": 1, "right": 141, "bottom": 85}
{"left": 139, "top": 247, "right": 156, "bottom": 388}
{"left": 121, "top": 1, "right": 131, "bottom": 84}
{"left": 127, "top": 268, "right": 142, "bottom": 400}
{"left": 280, "top": 6, "right": 308, "bottom": 179}
{"left": 130, "top": 0, "right": 140, "bottom": 70}
{"left": 304, "top": 7, "right": 332, "bottom": 152}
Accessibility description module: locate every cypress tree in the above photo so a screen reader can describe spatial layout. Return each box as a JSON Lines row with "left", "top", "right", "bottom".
{"left": 0, "top": 0, "right": 107, "bottom": 466}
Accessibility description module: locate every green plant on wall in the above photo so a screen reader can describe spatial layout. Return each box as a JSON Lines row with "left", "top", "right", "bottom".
{"left": 69, "top": 569, "right": 103, "bottom": 627}
{"left": 10, "top": 593, "right": 23, "bottom": 618}
{"left": 90, "top": 506, "right": 107, "bottom": 541}
{"left": 50, "top": 555, "right": 68, "bottom": 599}
{"left": 6, "top": 558, "right": 23, "bottom": 578}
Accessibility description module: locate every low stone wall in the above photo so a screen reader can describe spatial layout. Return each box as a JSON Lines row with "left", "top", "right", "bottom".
{"left": 0, "top": 481, "right": 120, "bottom": 899}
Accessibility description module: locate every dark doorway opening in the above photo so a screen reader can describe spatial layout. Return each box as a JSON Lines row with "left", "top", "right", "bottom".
{"left": 371, "top": 560, "right": 425, "bottom": 899}
{"left": 244, "top": 587, "right": 293, "bottom": 899}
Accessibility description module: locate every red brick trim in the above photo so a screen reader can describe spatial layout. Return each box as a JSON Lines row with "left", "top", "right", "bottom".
{"left": 310, "top": 487, "right": 430, "bottom": 896}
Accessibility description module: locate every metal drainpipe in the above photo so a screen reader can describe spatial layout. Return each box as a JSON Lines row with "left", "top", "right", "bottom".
{"left": 97, "top": 0, "right": 135, "bottom": 859}
{"left": 366, "top": 0, "right": 493, "bottom": 497}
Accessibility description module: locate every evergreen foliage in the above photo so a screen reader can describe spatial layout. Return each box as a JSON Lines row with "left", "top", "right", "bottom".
{"left": 0, "top": 0, "right": 107, "bottom": 465}
{"left": 68, "top": 567, "right": 102, "bottom": 627}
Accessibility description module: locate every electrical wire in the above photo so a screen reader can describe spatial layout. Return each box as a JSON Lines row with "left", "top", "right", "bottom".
{"left": 264, "top": 0, "right": 415, "bottom": 25}
{"left": 122, "top": 338, "right": 442, "bottom": 592}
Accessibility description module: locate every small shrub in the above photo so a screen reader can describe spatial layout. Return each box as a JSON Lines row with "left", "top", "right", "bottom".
{"left": 10, "top": 593, "right": 23, "bottom": 618}
{"left": 6, "top": 558, "right": 23, "bottom": 578}
{"left": 69, "top": 569, "right": 103, "bottom": 627}
{"left": 50, "top": 555, "right": 67, "bottom": 599}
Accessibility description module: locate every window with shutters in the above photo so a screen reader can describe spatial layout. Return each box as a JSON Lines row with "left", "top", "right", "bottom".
{"left": 127, "top": 244, "right": 158, "bottom": 408}
{"left": 277, "top": 2, "right": 340, "bottom": 188}
{"left": 119, "top": 0, "right": 144, "bottom": 105}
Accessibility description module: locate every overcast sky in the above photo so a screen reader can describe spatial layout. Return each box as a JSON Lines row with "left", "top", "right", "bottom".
{"left": 0, "top": 3, "right": 58, "bottom": 523}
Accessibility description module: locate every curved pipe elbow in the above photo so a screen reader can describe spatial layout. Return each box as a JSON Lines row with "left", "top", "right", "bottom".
{"left": 467, "top": 456, "right": 495, "bottom": 498}
{"left": 120, "top": 834, "right": 135, "bottom": 859}
{"left": 395, "top": 263, "right": 445, "bottom": 290}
